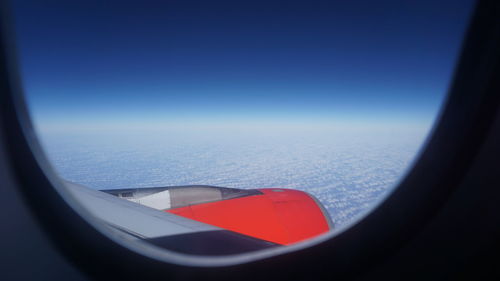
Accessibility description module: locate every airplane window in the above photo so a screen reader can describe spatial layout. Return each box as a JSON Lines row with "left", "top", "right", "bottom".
{"left": 10, "top": 0, "right": 474, "bottom": 259}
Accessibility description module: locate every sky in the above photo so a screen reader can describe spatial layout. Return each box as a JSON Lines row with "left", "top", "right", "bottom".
{"left": 11, "top": 0, "right": 474, "bottom": 131}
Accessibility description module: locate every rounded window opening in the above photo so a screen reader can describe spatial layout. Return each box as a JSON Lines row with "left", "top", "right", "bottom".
{"left": 11, "top": 0, "right": 474, "bottom": 261}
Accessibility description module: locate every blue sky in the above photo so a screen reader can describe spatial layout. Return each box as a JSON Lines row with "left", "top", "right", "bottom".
{"left": 12, "top": 0, "right": 474, "bottom": 131}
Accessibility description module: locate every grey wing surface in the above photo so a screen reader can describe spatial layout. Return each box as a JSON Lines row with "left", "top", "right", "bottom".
{"left": 63, "top": 181, "right": 278, "bottom": 255}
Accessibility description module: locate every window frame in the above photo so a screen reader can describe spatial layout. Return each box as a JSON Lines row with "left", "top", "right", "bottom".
{"left": 1, "top": 0, "right": 500, "bottom": 280}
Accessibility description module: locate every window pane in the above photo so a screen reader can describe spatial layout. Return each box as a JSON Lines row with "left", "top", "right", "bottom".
{"left": 12, "top": 0, "right": 474, "bottom": 253}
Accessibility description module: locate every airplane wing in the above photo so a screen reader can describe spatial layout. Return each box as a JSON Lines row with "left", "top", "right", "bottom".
{"left": 64, "top": 181, "right": 332, "bottom": 255}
